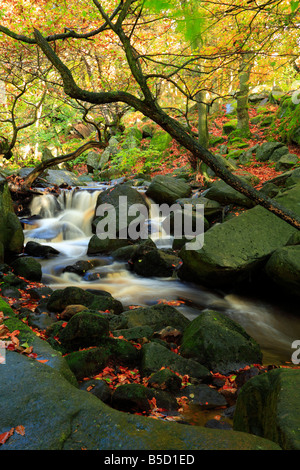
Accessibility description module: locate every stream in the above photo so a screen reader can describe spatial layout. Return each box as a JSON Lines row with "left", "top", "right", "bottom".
{"left": 23, "top": 184, "right": 300, "bottom": 367}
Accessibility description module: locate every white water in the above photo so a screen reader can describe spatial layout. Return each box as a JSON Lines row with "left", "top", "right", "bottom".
{"left": 23, "top": 186, "right": 300, "bottom": 365}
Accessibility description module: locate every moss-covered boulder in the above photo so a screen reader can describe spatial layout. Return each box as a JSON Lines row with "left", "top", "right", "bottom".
{"left": 91, "top": 183, "right": 148, "bottom": 239}
{"left": 0, "top": 174, "right": 24, "bottom": 261}
{"left": 58, "top": 311, "right": 110, "bottom": 351}
{"left": 64, "top": 338, "right": 139, "bottom": 380}
{"left": 87, "top": 235, "right": 132, "bottom": 255}
{"left": 264, "top": 245, "right": 300, "bottom": 297}
{"left": 233, "top": 368, "right": 300, "bottom": 450}
{"left": 147, "top": 368, "right": 182, "bottom": 392}
{"left": 0, "top": 351, "right": 281, "bottom": 449}
{"left": 47, "top": 286, "right": 123, "bottom": 314}
{"left": 256, "top": 141, "right": 286, "bottom": 162}
{"left": 11, "top": 256, "right": 42, "bottom": 282}
{"left": 121, "top": 304, "right": 190, "bottom": 333}
{"left": 223, "top": 119, "right": 237, "bottom": 135}
{"left": 141, "top": 341, "right": 211, "bottom": 380}
{"left": 111, "top": 383, "right": 178, "bottom": 413}
{"left": 179, "top": 184, "right": 300, "bottom": 288}
{"left": 180, "top": 310, "right": 263, "bottom": 374}
{"left": 150, "top": 130, "right": 172, "bottom": 152}
{"left": 146, "top": 174, "right": 191, "bottom": 205}
{"left": 205, "top": 179, "right": 254, "bottom": 208}
{"left": 132, "top": 247, "right": 181, "bottom": 277}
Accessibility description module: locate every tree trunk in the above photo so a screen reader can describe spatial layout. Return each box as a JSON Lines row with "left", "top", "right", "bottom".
{"left": 236, "top": 53, "right": 253, "bottom": 136}
{"left": 23, "top": 140, "right": 105, "bottom": 188}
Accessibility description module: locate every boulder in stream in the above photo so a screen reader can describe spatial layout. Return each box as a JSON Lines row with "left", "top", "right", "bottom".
{"left": 180, "top": 310, "right": 263, "bottom": 374}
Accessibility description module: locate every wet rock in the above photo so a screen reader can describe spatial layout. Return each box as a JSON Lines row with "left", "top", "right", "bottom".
{"left": 24, "top": 241, "right": 60, "bottom": 258}
{"left": 147, "top": 368, "right": 182, "bottom": 393}
{"left": 0, "top": 348, "right": 281, "bottom": 449}
{"left": 180, "top": 310, "right": 263, "bottom": 374}
{"left": 121, "top": 303, "right": 190, "bottom": 333}
{"left": 47, "top": 286, "right": 123, "bottom": 315}
{"left": 205, "top": 419, "right": 232, "bottom": 430}
{"left": 112, "top": 325, "right": 154, "bottom": 342}
{"left": 27, "top": 286, "right": 53, "bottom": 300}
{"left": 11, "top": 256, "right": 42, "bottom": 282}
{"left": 132, "top": 248, "right": 181, "bottom": 278}
{"left": 58, "top": 311, "right": 110, "bottom": 352}
{"left": 233, "top": 368, "right": 300, "bottom": 450}
{"left": 64, "top": 338, "right": 139, "bottom": 380}
{"left": 60, "top": 305, "right": 89, "bottom": 321}
{"left": 180, "top": 384, "right": 227, "bottom": 409}
{"left": 27, "top": 311, "right": 58, "bottom": 331}
{"left": 111, "top": 383, "right": 178, "bottom": 413}
{"left": 264, "top": 245, "right": 300, "bottom": 297}
{"left": 79, "top": 379, "right": 112, "bottom": 403}
{"left": 141, "top": 342, "right": 211, "bottom": 380}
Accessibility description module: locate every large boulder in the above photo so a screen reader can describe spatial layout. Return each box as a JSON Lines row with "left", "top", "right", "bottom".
{"left": 91, "top": 183, "right": 148, "bottom": 239}
{"left": 233, "top": 368, "right": 300, "bottom": 450}
{"left": 179, "top": 184, "right": 300, "bottom": 288}
{"left": 264, "top": 245, "right": 300, "bottom": 297}
{"left": 146, "top": 175, "right": 191, "bottom": 205}
{"left": 204, "top": 179, "right": 254, "bottom": 208}
{"left": 45, "top": 170, "right": 79, "bottom": 187}
{"left": 255, "top": 142, "right": 286, "bottom": 162}
{"left": 0, "top": 174, "right": 24, "bottom": 261}
{"left": 0, "top": 351, "right": 280, "bottom": 450}
{"left": 180, "top": 310, "right": 263, "bottom": 374}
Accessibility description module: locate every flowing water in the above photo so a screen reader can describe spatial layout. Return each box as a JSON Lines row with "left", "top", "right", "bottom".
{"left": 23, "top": 185, "right": 300, "bottom": 366}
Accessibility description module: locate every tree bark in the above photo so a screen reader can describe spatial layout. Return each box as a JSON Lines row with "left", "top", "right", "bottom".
{"left": 236, "top": 53, "right": 253, "bottom": 136}
{"left": 23, "top": 140, "right": 105, "bottom": 188}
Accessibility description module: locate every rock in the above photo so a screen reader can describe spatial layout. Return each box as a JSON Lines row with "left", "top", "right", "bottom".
{"left": 146, "top": 175, "right": 191, "bottom": 205}
{"left": 58, "top": 311, "right": 110, "bottom": 352}
{"left": 205, "top": 179, "right": 254, "bottom": 208}
{"left": 149, "top": 130, "right": 172, "bottom": 152}
{"left": 222, "top": 120, "right": 237, "bottom": 135}
{"left": 132, "top": 247, "right": 181, "bottom": 278}
{"left": 0, "top": 174, "right": 24, "bottom": 261}
{"left": 0, "top": 350, "right": 281, "bottom": 449}
{"left": 268, "top": 145, "right": 289, "bottom": 162}
{"left": 180, "top": 310, "right": 263, "bottom": 374}
{"left": 275, "top": 153, "right": 299, "bottom": 171}
{"left": 255, "top": 142, "right": 286, "bottom": 162}
{"left": 24, "top": 241, "right": 60, "bottom": 258}
{"left": 87, "top": 235, "right": 133, "bottom": 255}
{"left": 62, "top": 260, "right": 95, "bottom": 276}
{"left": 86, "top": 151, "right": 101, "bottom": 171}
{"left": 176, "top": 197, "right": 222, "bottom": 219}
{"left": 112, "top": 325, "right": 154, "bottom": 342}
{"left": 141, "top": 342, "right": 211, "bottom": 380}
{"left": 79, "top": 379, "right": 112, "bottom": 403}
{"left": 45, "top": 169, "right": 79, "bottom": 187}
{"left": 64, "top": 338, "right": 138, "bottom": 380}
{"left": 47, "top": 286, "right": 123, "bottom": 314}
{"left": 111, "top": 383, "right": 178, "bottom": 413}
{"left": 27, "top": 311, "right": 57, "bottom": 331}
{"left": 180, "top": 384, "right": 227, "bottom": 408}
{"left": 178, "top": 184, "right": 300, "bottom": 288}
{"left": 91, "top": 183, "right": 148, "bottom": 239}
{"left": 205, "top": 419, "right": 232, "bottom": 430}
{"left": 147, "top": 368, "right": 182, "bottom": 393}
{"left": 259, "top": 183, "right": 280, "bottom": 198}
{"left": 233, "top": 368, "right": 300, "bottom": 450}
{"left": 11, "top": 256, "right": 42, "bottom": 282}
{"left": 60, "top": 304, "right": 89, "bottom": 321}
{"left": 121, "top": 304, "right": 190, "bottom": 333}
{"left": 264, "top": 245, "right": 300, "bottom": 297}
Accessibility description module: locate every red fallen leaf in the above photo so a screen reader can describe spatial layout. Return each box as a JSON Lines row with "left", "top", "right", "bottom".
{"left": 15, "top": 425, "right": 25, "bottom": 436}
{"left": 0, "top": 428, "right": 14, "bottom": 445}
{"left": 36, "top": 359, "right": 49, "bottom": 363}
{"left": 61, "top": 322, "right": 68, "bottom": 328}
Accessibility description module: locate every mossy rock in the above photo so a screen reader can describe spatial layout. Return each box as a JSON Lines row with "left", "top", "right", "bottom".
{"left": 121, "top": 304, "right": 190, "bottom": 333}
{"left": 180, "top": 309, "right": 263, "bottom": 374}
{"left": 111, "top": 383, "right": 178, "bottom": 413}
{"left": 223, "top": 120, "right": 237, "bottom": 135}
{"left": 10, "top": 256, "right": 42, "bottom": 282}
{"left": 47, "top": 286, "right": 123, "bottom": 314}
{"left": 149, "top": 130, "right": 172, "bottom": 152}
{"left": 146, "top": 174, "right": 191, "bottom": 205}
{"left": 264, "top": 245, "right": 300, "bottom": 297}
{"left": 233, "top": 368, "right": 300, "bottom": 450}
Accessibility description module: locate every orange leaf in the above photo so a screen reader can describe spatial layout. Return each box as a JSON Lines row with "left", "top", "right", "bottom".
{"left": 15, "top": 425, "right": 25, "bottom": 436}
{"left": 0, "top": 428, "right": 14, "bottom": 445}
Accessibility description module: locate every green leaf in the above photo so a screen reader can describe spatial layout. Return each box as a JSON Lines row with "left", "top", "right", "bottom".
{"left": 290, "top": 0, "right": 299, "bottom": 12}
